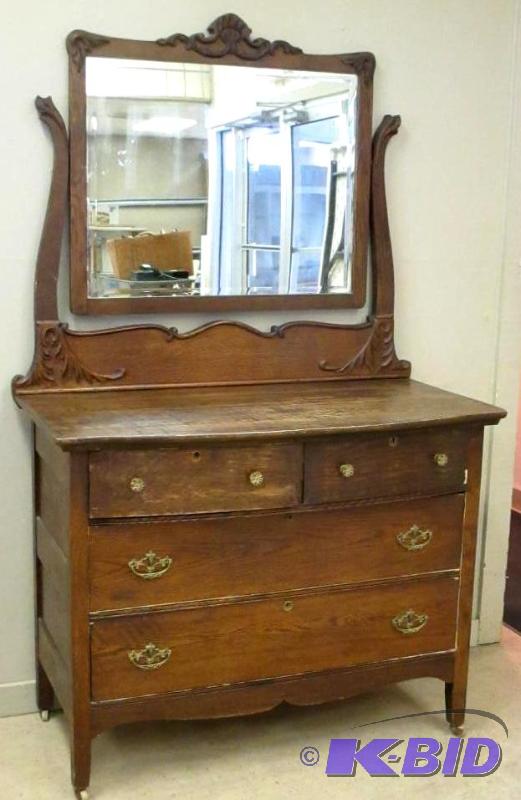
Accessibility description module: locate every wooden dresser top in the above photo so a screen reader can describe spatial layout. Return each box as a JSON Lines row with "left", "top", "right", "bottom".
{"left": 17, "top": 379, "right": 505, "bottom": 451}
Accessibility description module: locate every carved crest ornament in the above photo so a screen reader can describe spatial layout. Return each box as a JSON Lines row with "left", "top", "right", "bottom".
{"left": 157, "top": 13, "right": 303, "bottom": 59}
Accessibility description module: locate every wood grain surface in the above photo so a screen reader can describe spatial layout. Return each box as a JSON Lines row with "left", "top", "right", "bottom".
{"left": 17, "top": 380, "right": 505, "bottom": 451}
{"left": 89, "top": 441, "right": 302, "bottom": 518}
{"left": 89, "top": 494, "right": 464, "bottom": 612}
{"left": 305, "top": 427, "right": 469, "bottom": 504}
{"left": 91, "top": 575, "right": 459, "bottom": 701}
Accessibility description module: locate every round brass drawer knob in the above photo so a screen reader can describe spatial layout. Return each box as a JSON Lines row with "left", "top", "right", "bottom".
{"left": 339, "top": 463, "right": 355, "bottom": 478}
{"left": 283, "top": 600, "right": 294, "bottom": 612}
{"left": 249, "top": 470, "right": 265, "bottom": 488}
{"left": 130, "top": 477, "right": 145, "bottom": 493}
{"left": 434, "top": 453, "right": 449, "bottom": 468}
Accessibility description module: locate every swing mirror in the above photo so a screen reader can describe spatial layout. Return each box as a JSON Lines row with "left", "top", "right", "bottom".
{"left": 68, "top": 16, "right": 374, "bottom": 314}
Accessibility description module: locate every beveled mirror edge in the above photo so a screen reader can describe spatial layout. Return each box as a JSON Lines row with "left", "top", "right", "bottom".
{"left": 67, "top": 13, "right": 375, "bottom": 315}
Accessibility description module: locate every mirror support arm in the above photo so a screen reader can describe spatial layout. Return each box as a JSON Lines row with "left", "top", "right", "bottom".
{"left": 33, "top": 96, "right": 69, "bottom": 323}
{"left": 370, "top": 114, "right": 401, "bottom": 318}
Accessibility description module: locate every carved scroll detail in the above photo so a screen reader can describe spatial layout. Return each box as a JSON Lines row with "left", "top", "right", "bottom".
{"left": 341, "top": 53, "right": 376, "bottom": 83}
{"left": 66, "top": 30, "right": 110, "bottom": 71}
{"left": 157, "top": 13, "right": 302, "bottom": 59}
{"left": 158, "top": 319, "right": 289, "bottom": 340}
{"left": 13, "top": 324, "right": 125, "bottom": 391}
{"left": 319, "top": 317, "right": 410, "bottom": 376}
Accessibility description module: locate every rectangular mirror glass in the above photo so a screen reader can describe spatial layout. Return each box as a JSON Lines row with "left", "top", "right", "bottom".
{"left": 85, "top": 57, "right": 358, "bottom": 301}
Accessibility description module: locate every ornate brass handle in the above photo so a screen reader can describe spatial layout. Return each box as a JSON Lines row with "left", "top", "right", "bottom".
{"left": 130, "top": 476, "right": 145, "bottom": 493}
{"left": 433, "top": 453, "right": 449, "bottom": 468}
{"left": 128, "top": 643, "right": 172, "bottom": 670}
{"left": 249, "top": 470, "right": 265, "bottom": 488}
{"left": 392, "top": 609, "right": 429, "bottom": 635}
{"left": 128, "top": 551, "right": 173, "bottom": 580}
{"left": 396, "top": 525, "right": 433, "bottom": 551}
{"left": 339, "top": 463, "right": 355, "bottom": 478}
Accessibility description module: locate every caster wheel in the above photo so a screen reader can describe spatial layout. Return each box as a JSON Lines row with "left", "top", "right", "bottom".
{"left": 450, "top": 725, "right": 464, "bottom": 736}
{"left": 39, "top": 710, "right": 51, "bottom": 722}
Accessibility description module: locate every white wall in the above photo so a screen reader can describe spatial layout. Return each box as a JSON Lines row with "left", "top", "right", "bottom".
{"left": 479, "top": 0, "right": 521, "bottom": 643}
{"left": 1, "top": 0, "right": 519, "bottom": 715}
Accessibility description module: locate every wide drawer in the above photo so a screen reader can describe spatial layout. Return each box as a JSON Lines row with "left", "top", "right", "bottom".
{"left": 305, "top": 427, "right": 469, "bottom": 504}
{"left": 89, "top": 442, "right": 302, "bottom": 519}
{"left": 90, "top": 576, "right": 459, "bottom": 701}
{"left": 89, "top": 494, "right": 464, "bottom": 612}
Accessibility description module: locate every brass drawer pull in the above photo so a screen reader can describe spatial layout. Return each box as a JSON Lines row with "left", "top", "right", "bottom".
{"left": 128, "top": 643, "right": 172, "bottom": 671}
{"left": 128, "top": 551, "right": 173, "bottom": 580}
{"left": 339, "top": 463, "right": 355, "bottom": 478}
{"left": 433, "top": 452, "right": 449, "bottom": 468}
{"left": 249, "top": 470, "right": 265, "bottom": 488}
{"left": 392, "top": 609, "right": 429, "bottom": 635}
{"left": 283, "top": 600, "right": 294, "bottom": 612}
{"left": 396, "top": 525, "right": 433, "bottom": 551}
{"left": 130, "top": 477, "right": 145, "bottom": 493}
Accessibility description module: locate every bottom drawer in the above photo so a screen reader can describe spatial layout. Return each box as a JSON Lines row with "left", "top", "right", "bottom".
{"left": 91, "top": 576, "right": 459, "bottom": 701}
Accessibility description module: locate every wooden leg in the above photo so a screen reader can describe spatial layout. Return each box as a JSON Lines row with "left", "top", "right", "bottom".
{"left": 71, "top": 725, "right": 91, "bottom": 799}
{"left": 445, "top": 680, "right": 465, "bottom": 735}
{"left": 444, "top": 432, "right": 484, "bottom": 739}
{"left": 36, "top": 661, "right": 54, "bottom": 718}
{"left": 68, "top": 453, "right": 93, "bottom": 798}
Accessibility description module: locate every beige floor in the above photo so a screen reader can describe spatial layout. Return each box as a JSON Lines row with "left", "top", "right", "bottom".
{"left": 1, "top": 628, "right": 521, "bottom": 799}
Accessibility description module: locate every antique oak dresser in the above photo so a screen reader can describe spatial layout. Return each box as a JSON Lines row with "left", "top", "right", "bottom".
{"left": 12, "top": 15, "right": 505, "bottom": 798}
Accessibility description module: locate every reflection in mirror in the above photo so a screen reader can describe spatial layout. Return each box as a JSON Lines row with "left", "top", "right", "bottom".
{"left": 86, "top": 57, "right": 358, "bottom": 299}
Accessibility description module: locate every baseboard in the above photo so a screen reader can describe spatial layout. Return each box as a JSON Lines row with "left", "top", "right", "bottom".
{"left": 470, "top": 618, "right": 479, "bottom": 647}
{"left": 0, "top": 680, "right": 37, "bottom": 718}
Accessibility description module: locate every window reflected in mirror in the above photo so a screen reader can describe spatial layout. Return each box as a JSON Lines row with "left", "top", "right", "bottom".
{"left": 85, "top": 57, "right": 358, "bottom": 299}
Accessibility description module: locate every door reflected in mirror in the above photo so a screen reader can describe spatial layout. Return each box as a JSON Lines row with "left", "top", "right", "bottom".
{"left": 85, "top": 57, "right": 358, "bottom": 299}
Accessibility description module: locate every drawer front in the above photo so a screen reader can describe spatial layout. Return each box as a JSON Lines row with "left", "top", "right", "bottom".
{"left": 91, "top": 576, "right": 459, "bottom": 701}
{"left": 305, "top": 428, "right": 468, "bottom": 504}
{"left": 89, "top": 442, "right": 302, "bottom": 519}
{"left": 89, "top": 494, "right": 464, "bottom": 612}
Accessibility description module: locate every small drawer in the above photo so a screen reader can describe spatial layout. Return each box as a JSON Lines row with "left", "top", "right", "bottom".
{"left": 89, "top": 442, "right": 302, "bottom": 519}
{"left": 89, "top": 494, "right": 464, "bottom": 612}
{"left": 305, "top": 427, "right": 468, "bottom": 505}
{"left": 90, "top": 575, "right": 459, "bottom": 701}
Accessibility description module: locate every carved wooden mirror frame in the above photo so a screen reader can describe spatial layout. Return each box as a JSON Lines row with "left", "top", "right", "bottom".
{"left": 13, "top": 14, "right": 410, "bottom": 399}
{"left": 68, "top": 14, "right": 375, "bottom": 315}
